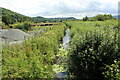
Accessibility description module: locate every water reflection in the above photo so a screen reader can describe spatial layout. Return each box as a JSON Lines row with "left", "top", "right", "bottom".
{"left": 63, "top": 29, "right": 70, "bottom": 49}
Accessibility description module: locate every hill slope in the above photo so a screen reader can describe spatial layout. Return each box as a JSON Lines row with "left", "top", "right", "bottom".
{"left": 1, "top": 7, "right": 77, "bottom": 25}
{"left": 2, "top": 7, "right": 32, "bottom": 25}
{"left": 1, "top": 7, "right": 48, "bottom": 25}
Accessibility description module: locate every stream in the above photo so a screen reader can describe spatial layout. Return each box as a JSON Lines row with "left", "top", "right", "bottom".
{"left": 62, "top": 29, "right": 70, "bottom": 50}
{"left": 55, "top": 29, "right": 70, "bottom": 79}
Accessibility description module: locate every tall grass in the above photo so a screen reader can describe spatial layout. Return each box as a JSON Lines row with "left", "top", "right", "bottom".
{"left": 2, "top": 23, "right": 66, "bottom": 78}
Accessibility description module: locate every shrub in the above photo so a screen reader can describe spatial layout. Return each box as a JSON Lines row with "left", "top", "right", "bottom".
{"left": 11, "top": 21, "right": 31, "bottom": 31}
{"left": 67, "top": 21, "right": 119, "bottom": 80}
{"left": 103, "top": 60, "right": 120, "bottom": 80}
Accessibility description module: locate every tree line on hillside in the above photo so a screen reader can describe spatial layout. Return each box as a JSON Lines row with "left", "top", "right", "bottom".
{"left": 83, "top": 14, "right": 116, "bottom": 21}
{"left": 1, "top": 7, "right": 77, "bottom": 26}
{"left": 2, "top": 8, "right": 31, "bottom": 25}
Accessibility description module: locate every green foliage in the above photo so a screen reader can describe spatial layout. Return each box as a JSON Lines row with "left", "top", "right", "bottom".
{"left": 82, "top": 16, "right": 88, "bottom": 21}
{"left": 95, "top": 14, "right": 107, "bottom": 21}
{"left": 1, "top": 7, "right": 31, "bottom": 26}
{"left": 2, "top": 23, "right": 66, "bottom": 78}
{"left": 88, "top": 17, "right": 97, "bottom": 21}
{"left": 66, "top": 20, "right": 119, "bottom": 79}
{"left": 2, "top": 45, "right": 54, "bottom": 78}
{"left": 1, "top": 7, "right": 77, "bottom": 27}
{"left": 53, "top": 48, "right": 69, "bottom": 73}
{"left": 10, "top": 21, "right": 31, "bottom": 31}
{"left": 103, "top": 60, "right": 120, "bottom": 80}
{"left": 83, "top": 14, "right": 115, "bottom": 21}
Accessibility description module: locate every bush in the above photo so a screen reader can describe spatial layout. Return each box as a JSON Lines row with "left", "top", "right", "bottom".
{"left": 103, "top": 60, "right": 120, "bottom": 80}
{"left": 83, "top": 16, "right": 88, "bottom": 21}
{"left": 11, "top": 21, "right": 31, "bottom": 31}
{"left": 88, "top": 17, "right": 97, "bottom": 21}
{"left": 67, "top": 21, "right": 119, "bottom": 79}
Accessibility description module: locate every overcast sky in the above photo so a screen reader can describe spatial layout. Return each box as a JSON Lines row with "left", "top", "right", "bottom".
{"left": 1, "top": 0, "right": 119, "bottom": 19}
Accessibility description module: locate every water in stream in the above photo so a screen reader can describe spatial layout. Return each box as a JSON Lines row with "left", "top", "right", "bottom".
{"left": 62, "top": 29, "right": 70, "bottom": 50}
{"left": 55, "top": 29, "right": 70, "bottom": 79}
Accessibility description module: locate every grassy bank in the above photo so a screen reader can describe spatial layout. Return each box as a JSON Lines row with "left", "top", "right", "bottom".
{"left": 2, "top": 23, "right": 66, "bottom": 78}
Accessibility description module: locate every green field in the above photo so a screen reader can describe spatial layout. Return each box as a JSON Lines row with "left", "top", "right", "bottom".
{"left": 2, "top": 23, "right": 67, "bottom": 78}
{"left": 1, "top": 7, "right": 120, "bottom": 80}
{"left": 1, "top": 20, "right": 120, "bottom": 79}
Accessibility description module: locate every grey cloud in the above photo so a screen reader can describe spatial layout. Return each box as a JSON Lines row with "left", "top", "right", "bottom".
{"left": 3, "top": 0, "right": 117, "bottom": 18}
{"left": 38, "top": 1, "right": 117, "bottom": 17}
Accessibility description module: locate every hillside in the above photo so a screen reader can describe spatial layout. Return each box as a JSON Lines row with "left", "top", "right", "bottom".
{"left": 2, "top": 7, "right": 32, "bottom": 25}
{"left": 33, "top": 17, "right": 77, "bottom": 22}
{"left": 1, "top": 7, "right": 77, "bottom": 25}
{"left": 1, "top": 7, "right": 50, "bottom": 25}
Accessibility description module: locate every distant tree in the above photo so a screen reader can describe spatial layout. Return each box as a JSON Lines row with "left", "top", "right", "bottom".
{"left": 11, "top": 21, "right": 31, "bottom": 31}
{"left": 88, "top": 17, "right": 97, "bottom": 21}
{"left": 2, "top": 8, "right": 32, "bottom": 25}
{"left": 95, "top": 15, "right": 106, "bottom": 21}
{"left": 83, "top": 14, "right": 115, "bottom": 21}
{"left": 2, "top": 15, "right": 10, "bottom": 25}
{"left": 83, "top": 16, "right": 88, "bottom": 21}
